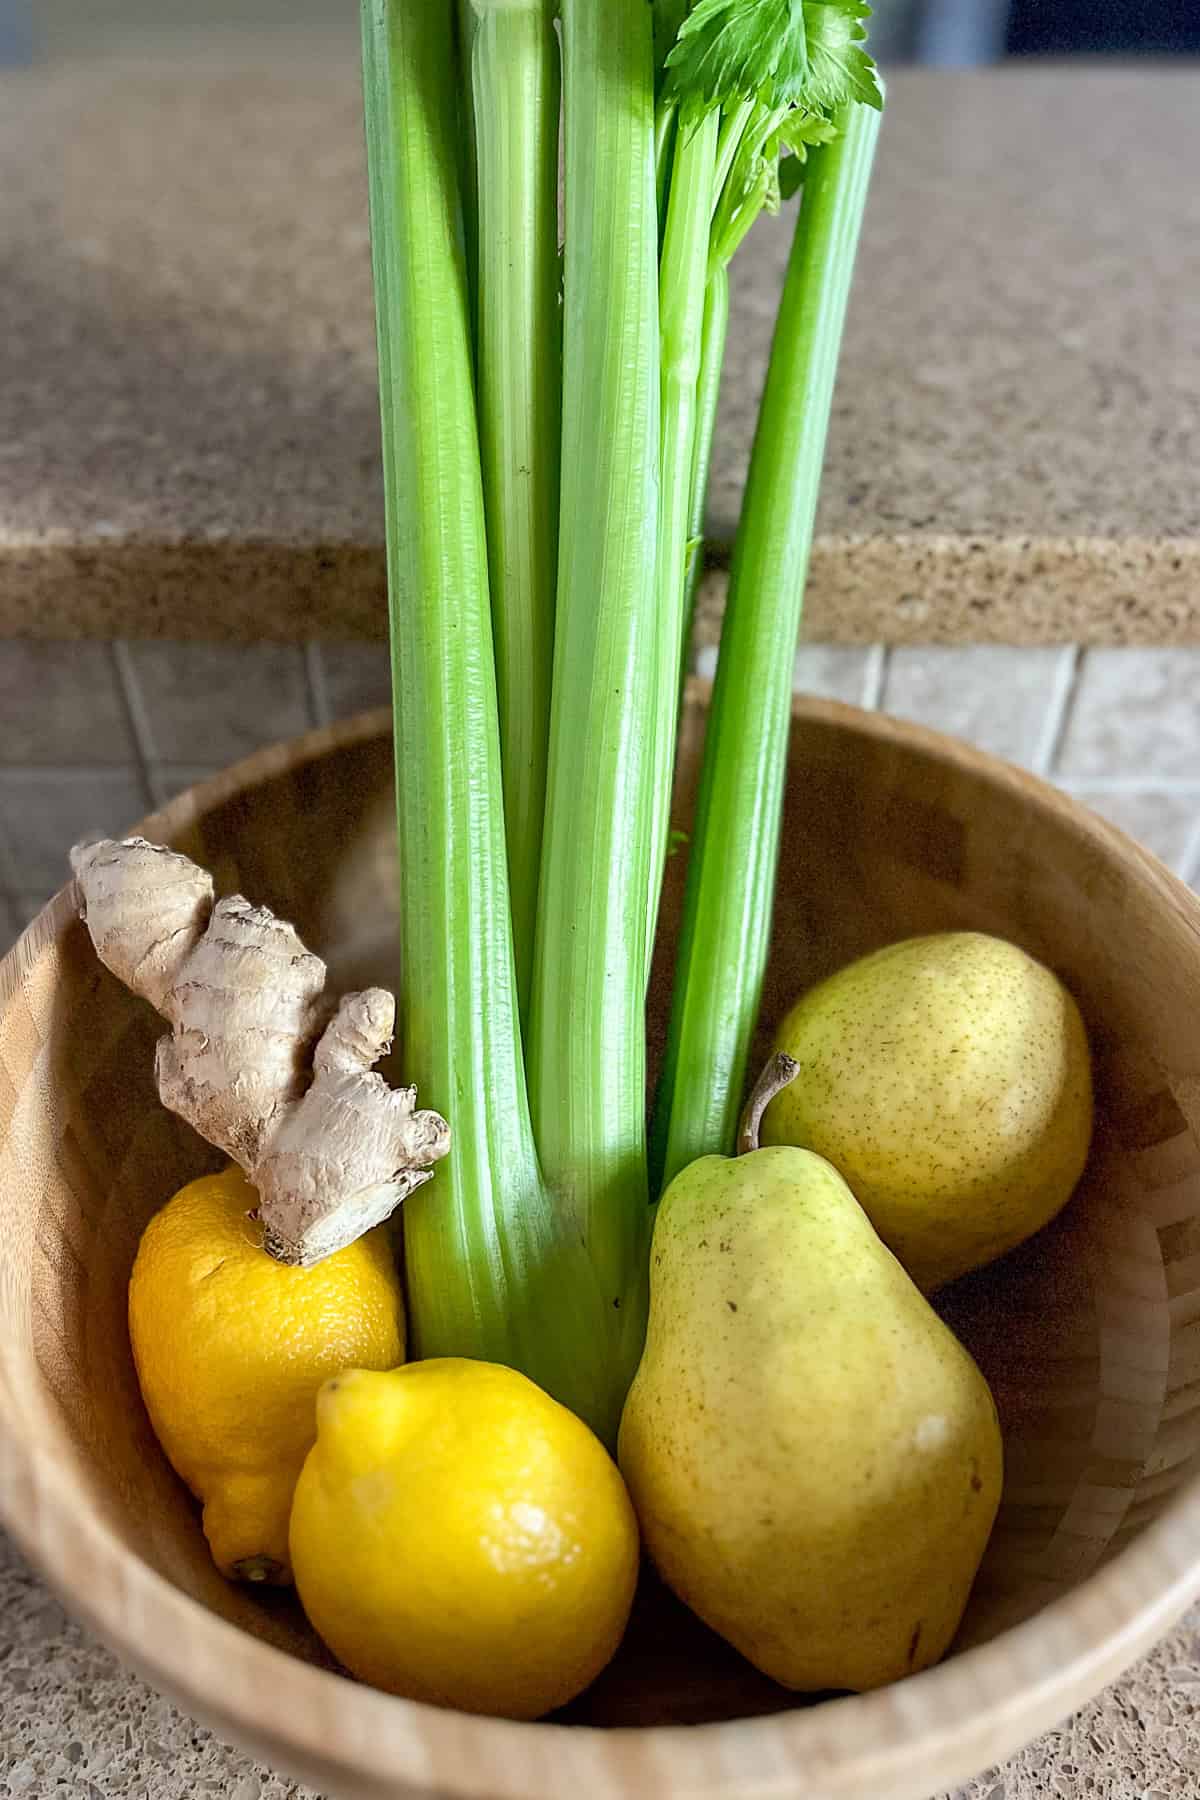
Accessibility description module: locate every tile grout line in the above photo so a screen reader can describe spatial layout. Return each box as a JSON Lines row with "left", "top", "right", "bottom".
{"left": 110, "top": 641, "right": 161, "bottom": 812}
{"left": 860, "top": 644, "right": 889, "bottom": 710}
{"left": 304, "top": 642, "right": 332, "bottom": 731}
{"left": 1031, "top": 644, "right": 1083, "bottom": 779}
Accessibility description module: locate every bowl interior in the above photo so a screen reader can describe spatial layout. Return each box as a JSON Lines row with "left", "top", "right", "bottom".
{"left": 4, "top": 697, "right": 1200, "bottom": 1733}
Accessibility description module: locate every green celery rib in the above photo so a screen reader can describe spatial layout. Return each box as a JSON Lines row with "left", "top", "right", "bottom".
{"left": 360, "top": 0, "right": 608, "bottom": 1426}
{"left": 646, "top": 105, "right": 720, "bottom": 965}
{"left": 680, "top": 264, "right": 729, "bottom": 673}
{"left": 470, "top": 0, "right": 560, "bottom": 1025}
{"left": 455, "top": 1, "right": 479, "bottom": 325}
{"left": 651, "top": 99, "right": 882, "bottom": 1193}
{"left": 710, "top": 103, "right": 788, "bottom": 271}
{"left": 655, "top": 100, "right": 677, "bottom": 232}
{"left": 679, "top": 100, "right": 783, "bottom": 683}
{"left": 712, "top": 97, "right": 755, "bottom": 204}
{"left": 527, "top": 0, "right": 659, "bottom": 1444}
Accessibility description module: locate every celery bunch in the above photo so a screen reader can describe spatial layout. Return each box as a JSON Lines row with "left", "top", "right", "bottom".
{"left": 359, "top": 0, "right": 881, "bottom": 1442}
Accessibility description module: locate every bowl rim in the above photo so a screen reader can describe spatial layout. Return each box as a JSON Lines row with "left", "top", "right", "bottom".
{"left": 3, "top": 692, "right": 1200, "bottom": 1800}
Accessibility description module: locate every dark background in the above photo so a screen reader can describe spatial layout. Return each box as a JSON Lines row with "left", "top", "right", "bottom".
{"left": 1008, "top": 0, "right": 1200, "bottom": 54}
{"left": 874, "top": 0, "right": 1200, "bottom": 63}
{"left": 4, "top": 0, "right": 1200, "bottom": 66}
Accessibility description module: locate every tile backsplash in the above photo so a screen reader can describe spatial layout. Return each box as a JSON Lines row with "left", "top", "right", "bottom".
{"left": 880, "top": 646, "right": 1075, "bottom": 771}
{"left": 1053, "top": 648, "right": 1200, "bottom": 783}
{"left": 1, "top": 637, "right": 1197, "bottom": 954}
{"left": 118, "top": 642, "right": 315, "bottom": 766}
{"left": 0, "top": 640, "right": 139, "bottom": 764}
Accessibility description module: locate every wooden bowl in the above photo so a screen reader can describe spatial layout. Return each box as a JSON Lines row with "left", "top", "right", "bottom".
{"left": 3, "top": 691, "right": 1200, "bottom": 1800}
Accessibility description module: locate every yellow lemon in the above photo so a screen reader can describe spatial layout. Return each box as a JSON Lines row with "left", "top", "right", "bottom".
{"left": 128, "top": 1166, "right": 404, "bottom": 1585}
{"left": 289, "top": 1359, "right": 640, "bottom": 1719}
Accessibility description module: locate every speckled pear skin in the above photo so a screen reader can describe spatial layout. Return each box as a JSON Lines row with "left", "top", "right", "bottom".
{"left": 619, "top": 1146, "right": 1003, "bottom": 1694}
{"left": 762, "top": 932, "right": 1094, "bottom": 1291}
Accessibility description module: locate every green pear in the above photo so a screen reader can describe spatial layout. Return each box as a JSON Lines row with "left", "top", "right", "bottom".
{"left": 619, "top": 1088, "right": 1002, "bottom": 1694}
{"left": 763, "top": 931, "right": 1093, "bottom": 1291}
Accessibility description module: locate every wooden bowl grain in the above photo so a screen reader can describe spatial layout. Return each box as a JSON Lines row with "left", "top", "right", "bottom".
{"left": 3, "top": 690, "right": 1200, "bottom": 1800}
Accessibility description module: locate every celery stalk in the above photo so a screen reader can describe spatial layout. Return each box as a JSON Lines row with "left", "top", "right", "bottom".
{"left": 360, "top": 0, "right": 608, "bottom": 1427}
{"left": 714, "top": 105, "right": 781, "bottom": 249}
{"left": 455, "top": 0, "right": 479, "bottom": 326}
{"left": 651, "top": 98, "right": 882, "bottom": 1191}
{"left": 646, "top": 105, "right": 720, "bottom": 962}
{"left": 527, "top": 0, "right": 660, "bottom": 1437}
{"left": 469, "top": 0, "right": 560, "bottom": 1023}
{"left": 712, "top": 97, "right": 755, "bottom": 202}
{"left": 655, "top": 100, "right": 677, "bottom": 229}
{"left": 681, "top": 265, "right": 729, "bottom": 673}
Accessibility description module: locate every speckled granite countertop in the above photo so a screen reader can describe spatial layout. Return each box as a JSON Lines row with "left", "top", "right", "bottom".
{"left": 3, "top": 51, "right": 1199, "bottom": 644}
{"left": 2, "top": 1522, "right": 1199, "bottom": 1799}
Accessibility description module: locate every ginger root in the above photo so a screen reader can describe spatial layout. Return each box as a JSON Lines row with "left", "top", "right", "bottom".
{"left": 71, "top": 837, "right": 450, "bottom": 1266}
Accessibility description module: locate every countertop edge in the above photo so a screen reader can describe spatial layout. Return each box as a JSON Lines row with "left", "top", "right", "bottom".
{"left": 5, "top": 535, "right": 1200, "bottom": 645}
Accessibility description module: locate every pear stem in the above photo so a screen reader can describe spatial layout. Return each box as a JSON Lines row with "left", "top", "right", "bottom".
{"left": 737, "top": 1053, "right": 800, "bottom": 1155}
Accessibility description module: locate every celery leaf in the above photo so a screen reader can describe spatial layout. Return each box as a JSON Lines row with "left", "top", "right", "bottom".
{"left": 666, "top": 0, "right": 808, "bottom": 114}
{"left": 804, "top": 2, "right": 881, "bottom": 111}
{"left": 776, "top": 108, "right": 841, "bottom": 155}
{"left": 653, "top": 0, "right": 691, "bottom": 78}
{"left": 775, "top": 108, "right": 839, "bottom": 197}
{"left": 664, "top": 0, "right": 881, "bottom": 118}
{"left": 778, "top": 154, "right": 806, "bottom": 200}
